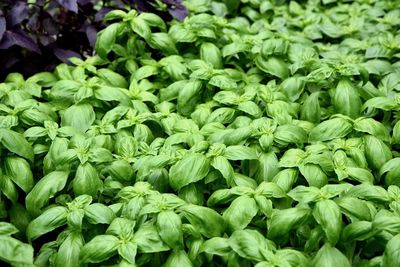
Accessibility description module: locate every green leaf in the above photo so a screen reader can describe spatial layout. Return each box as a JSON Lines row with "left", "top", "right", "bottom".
{"left": 223, "top": 195, "right": 258, "bottom": 232}
{"left": 301, "top": 92, "right": 321, "bottom": 123}
{"left": 0, "top": 222, "right": 18, "bottom": 236}
{"left": 62, "top": 104, "right": 96, "bottom": 133}
{"left": 96, "top": 23, "right": 120, "bottom": 59}
{"left": 0, "top": 129, "right": 34, "bottom": 162}
{"left": 382, "top": 234, "right": 400, "bottom": 267}
{"left": 224, "top": 146, "right": 258, "bottom": 160}
{"left": 165, "top": 250, "right": 193, "bottom": 267}
{"left": 281, "top": 76, "right": 306, "bottom": 102}
{"left": 4, "top": 156, "right": 33, "bottom": 193}
{"left": 308, "top": 118, "right": 353, "bottom": 142}
{"left": 73, "top": 163, "right": 102, "bottom": 197}
{"left": 354, "top": 117, "right": 390, "bottom": 142}
{"left": 267, "top": 207, "right": 311, "bottom": 244}
{"left": 200, "top": 42, "right": 223, "bottom": 69}
{"left": 134, "top": 224, "right": 170, "bottom": 253}
{"left": 342, "top": 221, "right": 374, "bottom": 242}
{"left": 84, "top": 203, "right": 115, "bottom": 224}
{"left": 364, "top": 135, "right": 392, "bottom": 170}
{"left": 55, "top": 232, "right": 84, "bottom": 267}
{"left": 149, "top": 33, "right": 178, "bottom": 55}
{"left": 200, "top": 237, "right": 231, "bottom": 257}
{"left": 311, "top": 243, "right": 351, "bottom": 267}
{"left": 169, "top": 153, "right": 210, "bottom": 190}
{"left": 178, "top": 80, "right": 202, "bottom": 116}
{"left": 256, "top": 56, "right": 289, "bottom": 79}
{"left": 237, "top": 101, "right": 263, "bottom": 118}
{"left": 0, "top": 235, "right": 34, "bottom": 265}
{"left": 131, "top": 17, "right": 151, "bottom": 40}
{"left": 332, "top": 78, "right": 361, "bottom": 119}
{"left": 288, "top": 186, "right": 320, "bottom": 203}
{"left": 80, "top": 235, "right": 119, "bottom": 263}
{"left": 106, "top": 217, "right": 135, "bottom": 238}
{"left": 157, "top": 211, "right": 183, "bottom": 249}
{"left": 181, "top": 204, "right": 225, "bottom": 238}
{"left": 299, "top": 164, "right": 328, "bottom": 188}
{"left": 209, "top": 75, "right": 237, "bottom": 90}
{"left": 211, "top": 156, "right": 234, "bottom": 185}
{"left": 229, "top": 229, "right": 272, "bottom": 262}
{"left": 27, "top": 206, "right": 68, "bottom": 241}
{"left": 25, "top": 171, "right": 69, "bottom": 216}
{"left": 393, "top": 120, "right": 400, "bottom": 144}
{"left": 337, "top": 197, "right": 375, "bottom": 221}
{"left": 313, "top": 199, "right": 342, "bottom": 245}
{"left": 118, "top": 242, "right": 137, "bottom": 265}
{"left": 94, "top": 86, "right": 129, "bottom": 102}
{"left": 274, "top": 125, "right": 307, "bottom": 146}
{"left": 138, "top": 13, "right": 166, "bottom": 30}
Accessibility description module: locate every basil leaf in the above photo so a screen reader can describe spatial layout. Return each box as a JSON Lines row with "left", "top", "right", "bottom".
{"left": 80, "top": 235, "right": 119, "bottom": 263}
{"left": 61, "top": 104, "right": 96, "bottom": 133}
{"left": 309, "top": 118, "right": 353, "bottom": 142}
{"left": 354, "top": 117, "right": 390, "bottom": 142}
{"left": 229, "top": 229, "right": 273, "bottom": 262}
{"left": 165, "top": 250, "right": 193, "bottom": 267}
{"left": 223, "top": 195, "right": 258, "bottom": 232}
{"left": 0, "top": 129, "right": 34, "bottom": 162}
{"left": 4, "top": 156, "right": 33, "bottom": 193}
{"left": 200, "top": 237, "right": 231, "bottom": 257}
{"left": 134, "top": 224, "right": 170, "bottom": 253}
{"left": 73, "top": 163, "right": 102, "bottom": 197}
{"left": 181, "top": 204, "right": 225, "bottom": 238}
{"left": 157, "top": 210, "right": 183, "bottom": 249}
{"left": 96, "top": 23, "right": 120, "bottom": 59}
{"left": 311, "top": 243, "right": 351, "bottom": 267}
{"left": 169, "top": 153, "right": 210, "bottom": 190}
{"left": 313, "top": 199, "right": 342, "bottom": 245}
{"left": 84, "top": 203, "right": 115, "bottom": 224}
{"left": 267, "top": 207, "right": 311, "bottom": 244}
{"left": 382, "top": 234, "right": 400, "bottom": 267}
{"left": 364, "top": 135, "right": 392, "bottom": 171}
{"left": 27, "top": 206, "right": 68, "bottom": 241}
{"left": 224, "top": 146, "right": 258, "bottom": 160}
{"left": 25, "top": 171, "right": 69, "bottom": 216}
{"left": 333, "top": 78, "right": 361, "bottom": 119}
{"left": 0, "top": 235, "right": 34, "bottom": 265}
{"left": 118, "top": 242, "right": 137, "bottom": 264}
{"left": 55, "top": 232, "right": 84, "bottom": 267}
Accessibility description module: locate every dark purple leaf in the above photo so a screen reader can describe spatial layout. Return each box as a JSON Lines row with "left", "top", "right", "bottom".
{"left": 36, "top": 0, "right": 48, "bottom": 6}
{"left": 95, "top": 7, "right": 113, "bottom": 22}
{"left": 162, "top": 0, "right": 183, "bottom": 4}
{"left": 135, "top": 0, "right": 148, "bottom": 11}
{"left": 0, "top": 54, "right": 19, "bottom": 69}
{"left": 27, "top": 14, "right": 40, "bottom": 31}
{"left": 53, "top": 48, "right": 81, "bottom": 62}
{"left": 7, "top": 1, "right": 29, "bottom": 26}
{"left": 77, "top": 0, "right": 94, "bottom": 5}
{"left": 168, "top": 6, "right": 188, "bottom": 21}
{"left": 56, "top": 0, "right": 79, "bottom": 13}
{"left": 42, "top": 17, "right": 59, "bottom": 35}
{"left": 0, "top": 16, "right": 6, "bottom": 41}
{"left": 0, "top": 30, "right": 40, "bottom": 53}
{"left": 39, "top": 35, "right": 56, "bottom": 46}
{"left": 85, "top": 25, "right": 97, "bottom": 47}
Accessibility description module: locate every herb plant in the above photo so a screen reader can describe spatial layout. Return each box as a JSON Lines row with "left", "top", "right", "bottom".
{"left": 1, "top": 0, "right": 400, "bottom": 266}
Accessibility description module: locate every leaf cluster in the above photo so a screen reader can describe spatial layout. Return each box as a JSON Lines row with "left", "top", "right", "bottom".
{"left": 0, "top": 0, "right": 399, "bottom": 266}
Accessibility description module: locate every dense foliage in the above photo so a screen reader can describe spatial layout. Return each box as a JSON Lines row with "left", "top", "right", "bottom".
{"left": 1, "top": 0, "right": 400, "bottom": 266}
{"left": 0, "top": 0, "right": 187, "bottom": 79}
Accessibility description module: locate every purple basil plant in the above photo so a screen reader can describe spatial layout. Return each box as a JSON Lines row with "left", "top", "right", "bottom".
{"left": 0, "top": 0, "right": 187, "bottom": 79}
